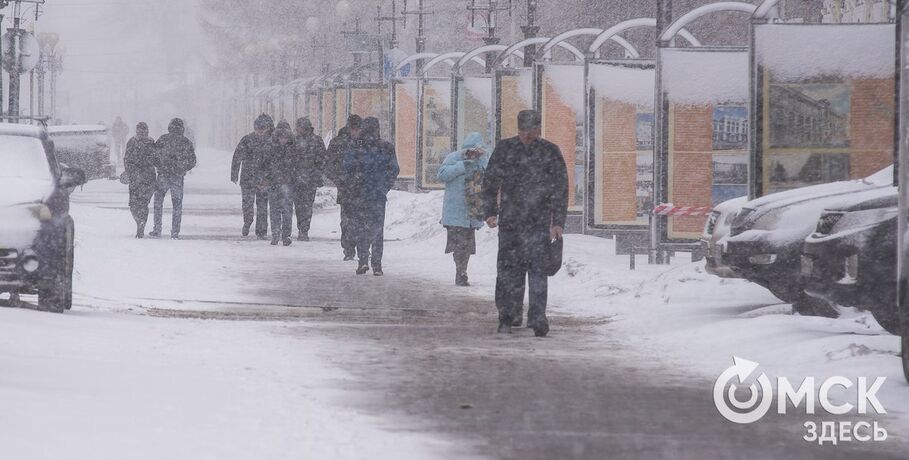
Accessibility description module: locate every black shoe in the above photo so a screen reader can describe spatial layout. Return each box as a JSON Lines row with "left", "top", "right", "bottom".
{"left": 149, "top": 230, "right": 161, "bottom": 238}
{"left": 455, "top": 274, "right": 470, "bottom": 287}
{"left": 511, "top": 317, "right": 523, "bottom": 328}
{"left": 497, "top": 323, "right": 513, "bottom": 334}
{"left": 283, "top": 238, "right": 293, "bottom": 246}
{"left": 373, "top": 266, "right": 383, "bottom": 276}
{"left": 356, "top": 262, "right": 370, "bottom": 275}
{"left": 135, "top": 229, "right": 144, "bottom": 239}
{"left": 171, "top": 234, "right": 181, "bottom": 240}
{"left": 242, "top": 225, "right": 250, "bottom": 237}
{"left": 298, "top": 232, "right": 310, "bottom": 241}
{"left": 532, "top": 321, "right": 550, "bottom": 337}
{"left": 257, "top": 234, "right": 268, "bottom": 241}
{"left": 271, "top": 238, "right": 280, "bottom": 246}
{"left": 343, "top": 255, "right": 356, "bottom": 261}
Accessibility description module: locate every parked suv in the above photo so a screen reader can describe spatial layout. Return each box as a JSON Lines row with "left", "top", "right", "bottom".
{"left": 701, "top": 196, "right": 747, "bottom": 278}
{"left": 0, "top": 123, "right": 86, "bottom": 312}
{"left": 802, "top": 188, "right": 899, "bottom": 334}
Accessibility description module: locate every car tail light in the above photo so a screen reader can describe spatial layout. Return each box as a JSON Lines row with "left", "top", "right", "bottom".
{"left": 815, "top": 211, "right": 844, "bottom": 235}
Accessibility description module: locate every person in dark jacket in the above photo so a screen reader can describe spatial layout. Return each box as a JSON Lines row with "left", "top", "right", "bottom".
{"left": 342, "top": 117, "right": 400, "bottom": 276}
{"left": 293, "top": 118, "right": 327, "bottom": 241}
{"left": 123, "top": 122, "right": 157, "bottom": 238}
{"left": 151, "top": 118, "right": 197, "bottom": 239}
{"left": 482, "top": 110, "right": 568, "bottom": 337}
{"left": 326, "top": 115, "right": 362, "bottom": 260}
{"left": 231, "top": 114, "right": 274, "bottom": 239}
{"left": 264, "top": 126, "right": 298, "bottom": 246}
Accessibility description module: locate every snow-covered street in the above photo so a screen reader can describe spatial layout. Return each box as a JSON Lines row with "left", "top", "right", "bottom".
{"left": 2, "top": 149, "right": 907, "bottom": 459}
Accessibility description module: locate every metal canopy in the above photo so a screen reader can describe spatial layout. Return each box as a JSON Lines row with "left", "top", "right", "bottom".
{"left": 535, "top": 28, "right": 640, "bottom": 61}
{"left": 659, "top": 2, "right": 758, "bottom": 45}
{"left": 588, "top": 18, "right": 701, "bottom": 57}
{"left": 497, "top": 37, "right": 583, "bottom": 67}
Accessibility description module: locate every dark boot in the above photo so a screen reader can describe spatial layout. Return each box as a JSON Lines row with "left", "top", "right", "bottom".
{"left": 497, "top": 323, "right": 512, "bottom": 334}
{"left": 373, "top": 263, "right": 383, "bottom": 277}
{"left": 135, "top": 223, "right": 145, "bottom": 239}
{"left": 242, "top": 224, "right": 250, "bottom": 237}
{"left": 271, "top": 237, "right": 280, "bottom": 246}
{"left": 513, "top": 305, "right": 525, "bottom": 328}
{"left": 454, "top": 252, "right": 470, "bottom": 286}
{"left": 298, "top": 231, "right": 310, "bottom": 241}
{"left": 532, "top": 320, "right": 550, "bottom": 337}
{"left": 283, "top": 238, "right": 293, "bottom": 246}
{"left": 356, "top": 260, "right": 370, "bottom": 275}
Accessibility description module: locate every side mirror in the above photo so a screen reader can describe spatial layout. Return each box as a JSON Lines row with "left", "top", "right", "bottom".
{"left": 60, "top": 167, "right": 87, "bottom": 189}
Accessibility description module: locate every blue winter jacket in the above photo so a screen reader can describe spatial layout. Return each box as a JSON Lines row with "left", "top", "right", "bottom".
{"left": 342, "top": 132, "right": 400, "bottom": 204}
{"left": 438, "top": 132, "right": 490, "bottom": 229}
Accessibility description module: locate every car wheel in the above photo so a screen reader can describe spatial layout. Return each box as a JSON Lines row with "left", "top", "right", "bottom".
{"left": 791, "top": 294, "right": 839, "bottom": 318}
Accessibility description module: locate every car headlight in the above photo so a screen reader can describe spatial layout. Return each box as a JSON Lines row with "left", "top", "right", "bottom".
{"left": 748, "top": 254, "right": 778, "bottom": 265}
{"left": 829, "top": 207, "right": 898, "bottom": 233}
{"left": 21, "top": 256, "right": 40, "bottom": 273}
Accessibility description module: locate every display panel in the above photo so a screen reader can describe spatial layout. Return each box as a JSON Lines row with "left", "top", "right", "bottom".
{"left": 335, "top": 87, "right": 348, "bottom": 137}
{"left": 659, "top": 47, "right": 749, "bottom": 241}
{"left": 321, "top": 88, "right": 336, "bottom": 139}
{"left": 754, "top": 23, "right": 895, "bottom": 195}
{"left": 497, "top": 70, "right": 533, "bottom": 141}
{"left": 350, "top": 86, "right": 390, "bottom": 140}
{"left": 306, "top": 91, "right": 320, "bottom": 134}
{"left": 539, "top": 63, "right": 584, "bottom": 211}
{"left": 589, "top": 61, "right": 655, "bottom": 229}
{"left": 455, "top": 76, "right": 493, "bottom": 149}
{"left": 394, "top": 80, "right": 418, "bottom": 180}
{"left": 418, "top": 79, "right": 452, "bottom": 190}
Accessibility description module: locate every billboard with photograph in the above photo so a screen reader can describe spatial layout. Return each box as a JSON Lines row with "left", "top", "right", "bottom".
{"left": 306, "top": 91, "right": 321, "bottom": 134}
{"left": 455, "top": 76, "right": 493, "bottom": 149}
{"left": 588, "top": 61, "right": 655, "bottom": 229}
{"left": 753, "top": 23, "right": 895, "bottom": 196}
{"left": 658, "top": 47, "right": 749, "bottom": 242}
{"left": 350, "top": 85, "right": 390, "bottom": 140}
{"left": 321, "top": 88, "right": 336, "bottom": 139}
{"left": 335, "top": 87, "right": 348, "bottom": 137}
{"left": 418, "top": 78, "right": 453, "bottom": 190}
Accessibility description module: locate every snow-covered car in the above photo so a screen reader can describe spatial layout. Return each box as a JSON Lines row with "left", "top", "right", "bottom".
{"left": 722, "top": 166, "right": 893, "bottom": 317}
{"left": 48, "top": 125, "right": 111, "bottom": 180}
{"left": 802, "top": 188, "right": 898, "bottom": 334}
{"left": 701, "top": 196, "right": 747, "bottom": 278}
{"left": 0, "top": 123, "right": 86, "bottom": 312}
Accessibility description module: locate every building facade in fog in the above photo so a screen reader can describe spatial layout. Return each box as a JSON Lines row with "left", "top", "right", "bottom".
{"left": 822, "top": 0, "right": 892, "bottom": 23}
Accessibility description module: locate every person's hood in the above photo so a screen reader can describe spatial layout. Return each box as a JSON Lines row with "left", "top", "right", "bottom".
{"left": 168, "top": 118, "right": 185, "bottom": 136}
{"left": 460, "top": 132, "right": 485, "bottom": 151}
{"left": 255, "top": 113, "right": 275, "bottom": 131}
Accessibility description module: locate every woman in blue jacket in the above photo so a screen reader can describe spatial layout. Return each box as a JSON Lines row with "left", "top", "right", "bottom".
{"left": 438, "top": 132, "right": 490, "bottom": 286}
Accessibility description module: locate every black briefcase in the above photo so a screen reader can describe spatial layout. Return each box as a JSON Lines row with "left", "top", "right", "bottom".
{"left": 546, "top": 237, "right": 563, "bottom": 277}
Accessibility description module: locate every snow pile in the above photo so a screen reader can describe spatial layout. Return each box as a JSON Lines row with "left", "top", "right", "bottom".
{"left": 661, "top": 48, "right": 749, "bottom": 104}
{"left": 590, "top": 62, "right": 655, "bottom": 107}
{"left": 756, "top": 24, "right": 896, "bottom": 81}
{"left": 383, "top": 190, "right": 446, "bottom": 241}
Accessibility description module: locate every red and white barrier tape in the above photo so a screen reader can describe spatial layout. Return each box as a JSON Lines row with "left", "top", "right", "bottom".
{"left": 652, "top": 204, "right": 712, "bottom": 217}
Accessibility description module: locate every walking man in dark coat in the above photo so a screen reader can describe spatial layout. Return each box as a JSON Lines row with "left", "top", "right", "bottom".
{"left": 151, "top": 118, "right": 197, "bottom": 239}
{"left": 326, "top": 115, "right": 362, "bottom": 260}
{"left": 123, "top": 122, "right": 157, "bottom": 238}
{"left": 263, "top": 126, "right": 299, "bottom": 246}
{"left": 482, "top": 110, "right": 568, "bottom": 337}
{"left": 232, "top": 114, "right": 274, "bottom": 239}
{"left": 293, "top": 118, "right": 327, "bottom": 241}
{"left": 342, "top": 117, "right": 400, "bottom": 276}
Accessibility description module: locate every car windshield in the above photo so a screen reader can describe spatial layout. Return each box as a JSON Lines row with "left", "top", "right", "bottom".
{"left": 0, "top": 135, "right": 51, "bottom": 181}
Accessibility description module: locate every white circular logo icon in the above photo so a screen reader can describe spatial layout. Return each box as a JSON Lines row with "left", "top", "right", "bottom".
{"left": 714, "top": 356, "right": 773, "bottom": 424}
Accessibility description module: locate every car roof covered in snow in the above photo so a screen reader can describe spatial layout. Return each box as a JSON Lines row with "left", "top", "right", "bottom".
{"left": 48, "top": 124, "right": 109, "bottom": 135}
{"left": 0, "top": 123, "right": 47, "bottom": 139}
{"left": 742, "top": 165, "right": 893, "bottom": 213}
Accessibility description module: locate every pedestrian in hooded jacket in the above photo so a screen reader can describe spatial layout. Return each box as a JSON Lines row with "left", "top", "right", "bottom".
{"left": 264, "top": 126, "right": 299, "bottom": 246}
{"left": 326, "top": 115, "right": 362, "bottom": 260}
{"left": 438, "top": 132, "right": 490, "bottom": 287}
{"left": 342, "top": 117, "right": 399, "bottom": 276}
{"left": 123, "top": 122, "right": 157, "bottom": 238}
{"left": 151, "top": 118, "right": 197, "bottom": 239}
{"left": 293, "top": 117, "right": 327, "bottom": 241}
{"left": 232, "top": 114, "right": 274, "bottom": 239}
{"left": 482, "top": 110, "right": 568, "bottom": 337}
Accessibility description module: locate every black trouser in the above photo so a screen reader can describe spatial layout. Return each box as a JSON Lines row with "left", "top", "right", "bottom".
{"left": 241, "top": 185, "right": 269, "bottom": 237}
{"left": 495, "top": 226, "right": 549, "bottom": 326}
{"left": 128, "top": 183, "right": 155, "bottom": 229}
{"left": 353, "top": 201, "right": 386, "bottom": 267}
{"left": 339, "top": 202, "right": 357, "bottom": 257}
{"left": 269, "top": 184, "right": 293, "bottom": 241}
{"left": 293, "top": 184, "right": 318, "bottom": 234}
{"left": 153, "top": 176, "right": 185, "bottom": 237}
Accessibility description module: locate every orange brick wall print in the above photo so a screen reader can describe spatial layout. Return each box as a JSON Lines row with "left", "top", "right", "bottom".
{"left": 850, "top": 77, "right": 895, "bottom": 179}
{"left": 500, "top": 75, "right": 531, "bottom": 141}
{"left": 394, "top": 83, "right": 417, "bottom": 179}
{"left": 321, "top": 90, "right": 335, "bottom": 138}
{"left": 541, "top": 75, "right": 578, "bottom": 209}
{"left": 335, "top": 88, "right": 348, "bottom": 136}
{"left": 596, "top": 98, "right": 638, "bottom": 224}
{"left": 668, "top": 104, "right": 713, "bottom": 238}
{"left": 307, "top": 93, "right": 320, "bottom": 134}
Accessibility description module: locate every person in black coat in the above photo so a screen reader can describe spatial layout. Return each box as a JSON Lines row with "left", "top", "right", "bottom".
{"left": 123, "top": 122, "right": 157, "bottom": 238}
{"left": 481, "top": 110, "right": 568, "bottom": 337}
{"left": 151, "top": 118, "right": 197, "bottom": 239}
{"left": 232, "top": 114, "right": 275, "bottom": 239}
{"left": 326, "top": 115, "right": 362, "bottom": 260}
{"left": 293, "top": 118, "right": 327, "bottom": 241}
{"left": 264, "top": 126, "right": 299, "bottom": 246}
{"left": 342, "top": 117, "right": 400, "bottom": 276}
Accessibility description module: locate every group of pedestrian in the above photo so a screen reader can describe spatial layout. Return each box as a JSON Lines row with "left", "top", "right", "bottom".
{"left": 231, "top": 114, "right": 400, "bottom": 275}
{"left": 123, "top": 118, "right": 197, "bottom": 239}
